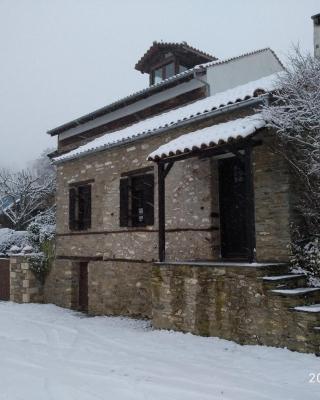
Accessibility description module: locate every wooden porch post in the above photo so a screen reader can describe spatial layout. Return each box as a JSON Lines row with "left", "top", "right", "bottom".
{"left": 158, "top": 162, "right": 166, "bottom": 262}
{"left": 244, "top": 145, "right": 256, "bottom": 263}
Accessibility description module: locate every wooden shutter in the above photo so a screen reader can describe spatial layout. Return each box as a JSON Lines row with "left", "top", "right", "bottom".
{"left": 119, "top": 178, "right": 129, "bottom": 227}
{"left": 80, "top": 185, "right": 91, "bottom": 230}
{"left": 69, "top": 187, "right": 77, "bottom": 230}
{"left": 78, "top": 185, "right": 91, "bottom": 230}
{"left": 143, "top": 174, "right": 154, "bottom": 226}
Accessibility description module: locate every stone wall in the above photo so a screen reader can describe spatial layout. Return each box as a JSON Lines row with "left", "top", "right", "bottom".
{"left": 10, "top": 256, "right": 43, "bottom": 303}
{"left": 88, "top": 261, "right": 152, "bottom": 317}
{"left": 44, "top": 259, "right": 79, "bottom": 309}
{"left": 253, "top": 134, "right": 291, "bottom": 261}
{"left": 48, "top": 106, "right": 294, "bottom": 316}
{"left": 152, "top": 262, "right": 319, "bottom": 353}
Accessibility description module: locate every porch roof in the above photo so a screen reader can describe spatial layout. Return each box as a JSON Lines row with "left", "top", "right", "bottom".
{"left": 147, "top": 114, "right": 266, "bottom": 161}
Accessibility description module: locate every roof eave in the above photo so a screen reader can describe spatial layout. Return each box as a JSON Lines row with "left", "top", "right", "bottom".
{"left": 47, "top": 47, "right": 282, "bottom": 137}
{"left": 148, "top": 132, "right": 264, "bottom": 163}
{"left": 53, "top": 96, "right": 265, "bottom": 165}
{"left": 135, "top": 41, "right": 216, "bottom": 73}
{"left": 47, "top": 70, "right": 196, "bottom": 137}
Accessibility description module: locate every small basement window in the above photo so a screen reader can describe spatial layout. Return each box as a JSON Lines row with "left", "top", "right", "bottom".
{"left": 119, "top": 172, "right": 154, "bottom": 227}
{"left": 69, "top": 184, "right": 92, "bottom": 231}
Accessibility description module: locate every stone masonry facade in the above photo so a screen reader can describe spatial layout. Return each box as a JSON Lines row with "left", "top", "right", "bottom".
{"left": 46, "top": 106, "right": 294, "bottom": 319}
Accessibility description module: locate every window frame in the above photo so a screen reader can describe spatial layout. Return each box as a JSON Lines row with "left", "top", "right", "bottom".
{"left": 150, "top": 57, "right": 186, "bottom": 85}
{"left": 69, "top": 181, "right": 93, "bottom": 231}
{"left": 119, "top": 169, "right": 154, "bottom": 228}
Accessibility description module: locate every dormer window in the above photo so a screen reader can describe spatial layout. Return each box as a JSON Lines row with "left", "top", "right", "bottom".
{"left": 135, "top": 41, "right": 216, "bottom": 87}
{"left": 152, "top": 62, "right": 180, "bottom": 85}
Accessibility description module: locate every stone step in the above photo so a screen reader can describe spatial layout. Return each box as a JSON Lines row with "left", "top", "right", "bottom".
{"left": 272, "top": 288, "right": 320, "bottom": 295}
{"left": 269, "top": 287, "right": 320, "bottom": 307}
{"left": 262, "top": 274, "right": 307, "bottom": 289}
{"left": 294, "top": 304, "right": 320, "bottom": 313}
{"left": 256, "top": 263, "right": 290, "bottom": 277}
{"left": 291, "top": 304, "right": 320, "bottom": 325}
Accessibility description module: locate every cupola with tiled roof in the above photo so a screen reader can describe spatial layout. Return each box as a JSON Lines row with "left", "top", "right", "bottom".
{"left": 135, "top": 41, "right": 217, "bottom": 86}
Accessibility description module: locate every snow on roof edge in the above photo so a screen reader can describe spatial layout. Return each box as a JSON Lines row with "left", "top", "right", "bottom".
{"left": 53, "top": 72, "right": 282, "bottom": 164}
{"left": 48, "top": 47, "right": 281, "bottom": 136}
{"left": 147, "top": 114, "right": 266, "bottom": 161}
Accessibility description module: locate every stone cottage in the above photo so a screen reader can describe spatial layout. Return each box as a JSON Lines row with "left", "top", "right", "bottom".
{"left": 47, "top": 41, "right": 320, "bottom": 354}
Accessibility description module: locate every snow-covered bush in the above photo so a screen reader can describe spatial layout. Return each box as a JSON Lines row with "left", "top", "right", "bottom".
{"left": 0, "top": 228, "right": 29, "bottom": 256}
{"left": 262, "top": 47, "right": 320, "bottom": 281}
{"left": 27, "top": 208, "right": 55, "bottom": 283}
{"left": 291, "top": 238, "right": 320, "bottom": 287}
{"left": 27, "top": 208, "right": 55, "bottom": 249}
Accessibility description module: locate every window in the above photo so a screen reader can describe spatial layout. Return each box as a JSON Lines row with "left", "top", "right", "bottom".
{"left": 154, "top": 67, "right": 163, "bottom": 84}
{"left": 69, "top": 184, "right": 92, "bottom": 230}
{"left": 179, "top": 65, "right": 187, "bottom": 73}
{"left": 151, "top": 62, "right": 175, "bottom": 84}
{"left": 164, "top": 62, "right": 175, "bottom": 78}
{"left": 119, "top": 172, "right": 154, "bottom": 227}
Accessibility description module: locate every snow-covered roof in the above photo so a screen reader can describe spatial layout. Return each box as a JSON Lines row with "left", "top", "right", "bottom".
{"left": 148, "top": 115, "right": 266, "bottom": 161}
{"left": 48, "top": 48, "right": 281, "bottom": 136}
{"left": 53, "top": 72, "right": 280, "bottom": 164}
{"left": 135, "top": 41, "right": 216, "bottom": 73}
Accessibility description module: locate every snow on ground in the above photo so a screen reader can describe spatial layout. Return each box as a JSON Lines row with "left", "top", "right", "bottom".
{"left": 0, "top": 302, "right": 319, "bottom": 400}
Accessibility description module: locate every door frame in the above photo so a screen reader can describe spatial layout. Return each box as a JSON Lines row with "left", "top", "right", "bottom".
{"left": 78, "top": 261, "right": 89, "bottom": 312}
{"left": 218, "top": 146, "right": 256, "bottom": 262}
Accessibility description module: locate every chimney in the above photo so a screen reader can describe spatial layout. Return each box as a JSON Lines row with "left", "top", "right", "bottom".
{"left": 311, "top": 13, "right": 320, "bottom": 58}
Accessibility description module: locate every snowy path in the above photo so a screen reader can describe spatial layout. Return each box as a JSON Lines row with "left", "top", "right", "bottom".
{"left": 0, "top": 303, "right": 319, "bottom": 400}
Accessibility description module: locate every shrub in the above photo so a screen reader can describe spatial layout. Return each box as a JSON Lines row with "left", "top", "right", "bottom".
{"left": 0, "top": 228, "right": 29, "bottom": 256}
{"left": 291, "top": 237, "right": 320, "bottom": 287}
{"left": 27, "top": 209, "right": 55, "bottom": 283}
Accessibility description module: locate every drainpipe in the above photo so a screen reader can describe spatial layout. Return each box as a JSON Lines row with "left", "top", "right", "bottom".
{"left": 193, "top": 70, "right": 211, "bottom": 97}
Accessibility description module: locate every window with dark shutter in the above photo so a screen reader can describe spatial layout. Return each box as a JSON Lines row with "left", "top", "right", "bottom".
{"left": 131, "top": 175, "right": 145, "bottom": 227}
{"left": 69, "top": 187, "right": 77, "bottom": 230}
{"left": 119, "top": 178, "right": 129, "bottom": 227}
{"left": 69, "top": 183, "right": 92, "bottom": 231}
{"left": 78, "top": 185, "right": 91, "bottom": 230}
{"left": 119, "top": 171, "right": 154, "bottom": 227}
{"left": 143, "top": 174, "right": 154, "bottom": 226}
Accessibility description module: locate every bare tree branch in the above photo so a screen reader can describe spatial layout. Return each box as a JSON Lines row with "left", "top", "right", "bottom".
{"left": 0, "top": 153, "right": 55, "bottom": 230}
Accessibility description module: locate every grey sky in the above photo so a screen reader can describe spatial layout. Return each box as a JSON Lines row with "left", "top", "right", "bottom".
{"left": 0, "top": 0, "right": 318, "bottom": 169}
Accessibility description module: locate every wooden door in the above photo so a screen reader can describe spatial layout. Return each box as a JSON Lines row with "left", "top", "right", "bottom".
{"left": 78, "top": 262, "right": 88, "bottom": 312}
{"left": 219, "top": 156, "right": 248, "bottom": 259}
{"left": 0, "top": 259, "right": 10, "bottom": 301}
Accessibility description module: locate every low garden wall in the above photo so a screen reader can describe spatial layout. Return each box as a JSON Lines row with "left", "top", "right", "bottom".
{"left": 151, "top": 262, "right": 320, "bottom": 353}
{"left": 10, "top": 256, "right": 43, "bottom": 303}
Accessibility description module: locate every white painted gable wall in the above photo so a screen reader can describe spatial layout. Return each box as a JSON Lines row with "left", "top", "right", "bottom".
{"left": 206, "top": 49, "right": 283, "bottom": 95}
